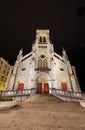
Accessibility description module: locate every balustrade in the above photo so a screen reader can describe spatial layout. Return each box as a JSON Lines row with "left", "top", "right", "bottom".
{"left": 0, "top": 88, "right": 85, "bottom": 102}
{"left": 51, "top": 88, "right": 85, "bottom": 102}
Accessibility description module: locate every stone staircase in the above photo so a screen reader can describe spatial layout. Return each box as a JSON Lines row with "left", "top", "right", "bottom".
{"left": 24, "top": 94, "right": 63, "bottom": 104}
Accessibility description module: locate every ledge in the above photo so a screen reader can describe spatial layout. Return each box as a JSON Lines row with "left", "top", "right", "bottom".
{"left": 80, "top": 101, "right": 85, "bottom": 107}
{"left": 0, "top": 101, "right": 17, "bottom": 110}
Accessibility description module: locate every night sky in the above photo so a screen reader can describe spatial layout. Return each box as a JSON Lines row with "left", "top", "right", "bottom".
{"left": 0, "top": 0, "right": 85, "bottom": 91}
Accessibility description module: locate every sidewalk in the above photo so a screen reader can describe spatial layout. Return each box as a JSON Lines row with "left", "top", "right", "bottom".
{"left": 0, "top": 94, "right": 85, "bottom": 130}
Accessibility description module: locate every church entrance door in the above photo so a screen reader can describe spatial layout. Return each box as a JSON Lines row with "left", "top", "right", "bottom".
{"left": 37, "top": 83, "right": 49, "bottom": 94}
{"left": 37, "top": 83, "right": 42, "bottom": 94}
{"left": 44, "top": 83, "right": 49, "bottom": 94}
{"left": 37, "top": 73, "right": 50, "bottom": 94}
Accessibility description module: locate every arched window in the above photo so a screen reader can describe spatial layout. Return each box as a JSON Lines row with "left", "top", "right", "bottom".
{"left": 44, "top": 59, "right": 47, "bottom": 68}
{"left": 38, "top": 59, "right": 42, "bottom": 69}
{"left": 38, "top": 55, "right": 48, "bottom": 70}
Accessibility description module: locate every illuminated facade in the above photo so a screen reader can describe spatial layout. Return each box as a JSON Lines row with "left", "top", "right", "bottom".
{"left": 0, "top": 57, "right": 11, "bottom": 90}
{"left": 6, "top": 30, "right": 81, "bottom": 94}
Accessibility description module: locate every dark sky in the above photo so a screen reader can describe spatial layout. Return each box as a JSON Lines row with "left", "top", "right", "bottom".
{"left": 0, "top": 0, "right": 85, "bottom": 91}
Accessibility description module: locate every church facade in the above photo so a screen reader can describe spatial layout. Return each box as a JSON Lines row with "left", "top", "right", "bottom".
{"left": 6, "top": 30, "right": 81, "bottom": 94}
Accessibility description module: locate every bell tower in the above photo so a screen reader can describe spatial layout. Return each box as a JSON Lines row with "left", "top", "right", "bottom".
{"left": 32, "top": 29, "right": 54, "bottom": 71}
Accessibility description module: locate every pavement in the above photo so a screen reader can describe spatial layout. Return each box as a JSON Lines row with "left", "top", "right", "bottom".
{"left": 0, "top": 94, "right": 85, "bottom": 130}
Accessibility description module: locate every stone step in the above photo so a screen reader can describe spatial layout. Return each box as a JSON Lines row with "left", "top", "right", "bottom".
{"left": 24, "top": 94, "right": 63, "bottom": 103}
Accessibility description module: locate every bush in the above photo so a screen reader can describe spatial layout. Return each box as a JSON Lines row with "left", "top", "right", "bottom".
{"left": 0, "top": 96, "right": 13, "bottom": 101}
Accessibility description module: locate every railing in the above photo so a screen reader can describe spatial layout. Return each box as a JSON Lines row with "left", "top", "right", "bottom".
{"left": 0, "top": 88, "right": 37, "bottom": 101}
{"left": 0, "top": 88, "right": 85, "bottom": 102}
{"left": 51, "top": 88, "right": 85, "bottom": 102}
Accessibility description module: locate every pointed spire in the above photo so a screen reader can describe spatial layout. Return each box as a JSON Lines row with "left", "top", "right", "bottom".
{"left": 19, "top": 48, "right": 23, "bottom": 56}
{"left": 62, "top": 47, "right": 66, "bottom": 56}
{"left": 62, "top": 47, "right": 68, "bottom": 61}
{"left": 16, "top": 48, "right": 23, "bottom": 61}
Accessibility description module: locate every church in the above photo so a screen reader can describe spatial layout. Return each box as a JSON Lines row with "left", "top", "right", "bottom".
{"left": 5, "top": 29, "right": 81, "bottom": 94}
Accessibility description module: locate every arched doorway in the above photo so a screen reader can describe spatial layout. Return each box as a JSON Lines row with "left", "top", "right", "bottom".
{"left": 36, "top": 73, "right": 50, "bottom": 94}
{"left": 17, "top": 76, "right": 25, "bottom": 90}
{"left": 60, "top": 76, "right": 68, "bottom": 91}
